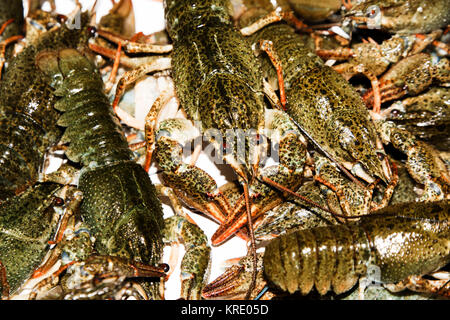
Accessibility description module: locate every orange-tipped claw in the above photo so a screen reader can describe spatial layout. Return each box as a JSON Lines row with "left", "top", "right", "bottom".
{"left": 211, "top": 207, "right": 254, "bottom": 246}
{"left": 212, "top": 175, "right": 338, "bottom": 246}
{"left": 32, "top": 260, "right": 75, "bottom": 279}
{"left": 129, "top": 262, "right": 168, "bottom": 278}
{"left": 202, "top": 254, "right": 267, "bottom": 300}
{"left": 211, "top": 188, "right": 264, "bottom": 246}
{"left": 202, "top": 264, "right": 246, "bottom": 299}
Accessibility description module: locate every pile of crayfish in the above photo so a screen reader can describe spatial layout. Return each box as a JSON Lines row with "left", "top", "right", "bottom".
{"left": 0, "top": 0, "right": 448, "bottom": 300}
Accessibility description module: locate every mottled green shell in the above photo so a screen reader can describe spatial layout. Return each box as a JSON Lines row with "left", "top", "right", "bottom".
{"left": 239, "top": 2, "right": 387, "bottom": 182}
{"left": 38, "top": 48, "right": 133, "bottom": 166}
{"left": 1, "top": 13, "right": 91, "bottom": 108}
{"left": 165, "top": 0, "right": 267, "bottom": 176}
{"left": 0, "top": 15, "right": 91, "bottom": 200}
{"left": 0, "top": 183, "right": 61, "bottom": 295}
{"left": 42, "top": 47, "right": 164, "bottom": 297}
{"left": 264, "top": 200, "right": 450, "bottom": 295}
{"left": 349, "top": 0, "right": 450, "bottom": 34}
{"left": 98, "top": 13, "right": 125, "bottom": 35}
{"left": 78, "top": 161, "right": 164, "bottom": 267}
{"left": 362, "top": 200, "right": 450, "bottom": 283}
{"left": 239, "top": 10, "right": 323, "bottom": 87}
{"left": 286, "top": 0, "right": 341, "bottom": 22}
{"left": 287, "top": 67, "right": 383, "bottom": 175}
{"left": 164, "top": 0, "right": 232, "bottom": 40}
{"left": 38, "top": 48, "right": 165, "bottom": 295}
{"left": 168, "top": 9, "right": 265, "bottom": 129}
{"left": 0, "top": 111, "right": 46, "bottom": 198}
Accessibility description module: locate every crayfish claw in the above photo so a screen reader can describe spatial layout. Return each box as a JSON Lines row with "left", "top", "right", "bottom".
{"left": 202, "top": 253, "right": 270, "bottom": 300}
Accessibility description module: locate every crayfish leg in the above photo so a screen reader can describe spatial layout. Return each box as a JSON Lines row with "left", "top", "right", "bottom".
{"left": 104, "top": 42, "right": 122, "bottom": 93}
{"left": 156, "top": 184, "right": 214, "bottom": 300}
{"left": 357, "top": 68, "right": 381, "bottom": 113}
{"left": 112, "top": 57, "right": 172, "bottom": 128}
{"left": 259, "top": 39, "right": 287, "bottom": 109}
{"left": 29, "top": 261, "right": 75, "bottom": 300}
{"left": 385, "top": 275, "right": 450, "bottom": 298}
{"left": 0, "top": 18, "right": 14, "bottom": 36}
{"left": 316, "top": 47, "right": 354, "bottom": 61}
{"left": 31, "top": 188, "right": 83, "bottom": 279}
{"left": 0, "top": 260, "right": 10, "bottom": 299}
{"left": 144, "top": 89, "right": 176, "bottom": 171}
{"left": 413, "top": 31, "right": 448, "bottom": 55}
{"left": 163, "top": 215, "right": 210, "bottom": 300}
{"left": 0, "top": 34, "right": 23, "bottom": 75}
{"left": 370, "top": 161, "right": 399, "bottom": 212}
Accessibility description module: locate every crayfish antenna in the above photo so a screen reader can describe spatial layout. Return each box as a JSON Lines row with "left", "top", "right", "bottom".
{"left": 260, "top": 176, "right": 339, "bottom": 217}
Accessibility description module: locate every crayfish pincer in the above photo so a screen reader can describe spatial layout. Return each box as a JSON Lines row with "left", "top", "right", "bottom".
{"left": 0, "top": 183, "right": 78, "bottom": 298}
{"left": 35, "top": 48, "right": 165, "bottom": 297}
{"left": 264, "top": 200, "right": 450, "bottom": 296}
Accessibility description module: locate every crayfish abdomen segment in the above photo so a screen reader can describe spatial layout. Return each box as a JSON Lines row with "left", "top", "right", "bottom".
{"left": 263, "top": 223, "right": 369, "bottom": 295}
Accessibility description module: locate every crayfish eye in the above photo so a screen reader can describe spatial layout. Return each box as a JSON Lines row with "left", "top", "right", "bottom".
{"left": 53, "top": 197, "right": 64, "bottom": 206}
{"left": 159, "top": 263, "right": 170, "bottom": 273}
{"left": 56, "top": 14, "right": 67, "bottom": 24}
{"left": 255, "top": 133, "right": 262, "bottom": 145}
{"left": 376, "top": 152, "right": 385, "bottom": 161}
{"left": 223, "top": 142, "right": 231, "bottom": 154}
{"left": 87, "top": 26, "right": 97, "bottom": 37}
{"left": 366, "top": 6, "right": 378, "bottom": 17}
{"left": 46, "top": 22, "right": 56, "bottom": 29}
{"left": 390, "top": 109, "right": 400, "bottom": 117}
